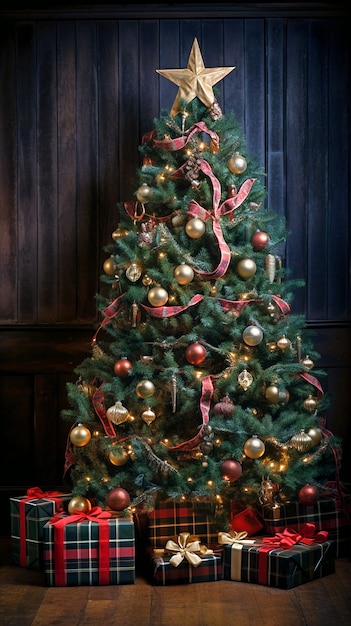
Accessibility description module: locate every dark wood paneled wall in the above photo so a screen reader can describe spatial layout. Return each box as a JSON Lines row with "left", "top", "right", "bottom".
{"left": 0, "top": 3, "right": 350, "bottom": 532}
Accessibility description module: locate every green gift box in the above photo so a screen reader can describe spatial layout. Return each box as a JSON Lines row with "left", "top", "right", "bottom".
{"left": 43, "top": 510, "right": 135, "bottom": 586}
{"left": 222, "top": 527, "right": 335, "bottom": 589}
{"left": 261, "top": 499, "right": 350, "bottom": 557}
{"left": 10, "top": 487, "right": 71, "bottom": 570}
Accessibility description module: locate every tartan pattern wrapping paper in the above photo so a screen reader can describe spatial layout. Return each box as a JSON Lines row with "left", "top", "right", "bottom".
{"left": 222, "top": 539, "right": 335, "bottom": 589}
{"left": 43, "top": 514, "right": 135, "bottom": 586}
{"left": 261, "top": 499, "right": 350, "bottom": 557}
{"left": 147, "top": 500, "right": 219, "bottom": 549}
{"left": 10, "top": 489, "right": 71, "bottom": 570}
{"left": 149, "top": 548, "right": 222, "bottom": 585}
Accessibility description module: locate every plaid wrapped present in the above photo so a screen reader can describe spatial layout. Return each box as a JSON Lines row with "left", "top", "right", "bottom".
{"left": 261, "top": 499, "right": 350, "bottom": 557}
{"left": 43, "top": 508, "right": 135, "bottom": 586}
{"left": 230, "top": 505, "right": 264, "bottom": 536}
{"left": 147, "top": 500, "right": 219, "bottom": 550}
{"left": 149, "top": 532, "right": 222, "bottom": 585}
{"left": 10, "top": 487, "right": 71, "bottom": 570}
{"left": 220, "top": 524, "right": 335, "bottom": 589}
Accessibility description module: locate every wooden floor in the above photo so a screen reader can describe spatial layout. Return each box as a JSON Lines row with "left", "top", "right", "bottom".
{"left": 1, "top": 536, "right": 350, "bottom": 626}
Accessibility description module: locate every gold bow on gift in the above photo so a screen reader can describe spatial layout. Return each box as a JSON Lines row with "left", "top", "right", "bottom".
{"left": 165, "top": 532, "right": 211, "bottom": 568}
{"left": 218, "top": 531, "right": 256, "bottom": 546}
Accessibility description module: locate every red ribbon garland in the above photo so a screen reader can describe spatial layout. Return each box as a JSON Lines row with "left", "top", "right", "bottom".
{"left": 19, "top": 488, "right": 67, "bottom": 567}
{"left": 166, "top": 375, "right": 214, "bottom": 451}
{"left": 142, "top": 121, "right": 220, "bottom": 153}
{"left": 258, "top": 523, "right": 328, "bottom": 585}
{"left": 92, "top": 388, "right": 117, "bottom": 438}
{"left": 49, "top": 507, "right": 112, "bottom": 585}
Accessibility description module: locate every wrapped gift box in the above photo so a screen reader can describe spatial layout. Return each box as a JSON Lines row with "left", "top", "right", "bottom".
{"left": 43, "top": 509, "right": 135, "bottom": 586}
{"left": 261, "top": 499, "right": 350, "bottom": 557}
{"left": 221, "top": 529, "right": 335, "bottom": 589}
{"left": 147, "top": 500, "right": 220, "bottom": 550}
{"left": 148, "top": 532, "right": 222, "bottom": 585}
{"left": 230, "top": 505, "right": 264, "bottom": 536}
{"left": 10, "top": 487, "right": 71, "bottom": 570}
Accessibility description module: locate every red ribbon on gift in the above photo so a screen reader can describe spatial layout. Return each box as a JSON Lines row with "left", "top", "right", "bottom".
{"left": 49, "top": 507, "right": 112, "bottom": 586}
{"left": 19, "top": 487, "right": 67, "bottom": 567}
{"left": 258, "top": 523, "right": 329, "bottom": 585}
{"left": 262, "top": 523, "right": 329, "bottom": 548}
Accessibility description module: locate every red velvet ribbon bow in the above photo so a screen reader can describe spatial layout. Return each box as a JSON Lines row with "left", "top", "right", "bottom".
{"left": 49, "top": 507, "right": 112, "bottom": 586}
{"left": 19, "top": 487, "right": 67, "bottom": 567}
{"left": 262, "top": 523, "right": 329, "bottom": 549}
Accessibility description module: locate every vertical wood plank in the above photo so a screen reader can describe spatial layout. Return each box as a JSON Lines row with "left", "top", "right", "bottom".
{"left": 76, "top": 20, "right": 99, "bottom": 321}
{"left": 306, "top": 19, "right": 329, "bottom": 320}
{"left": 96, "top": 20, "right": 120, "bottom": 257}
{"left": 0, "top": 375, "right": 34, "bottom": 485}
{"left": 266, "top": 19, "right": 286, "bottom": 226}
{"left": 159, "top": 20, "right": 180, "bottom": 114}
{"left": 16, "top": 21, "right": 38, "bottom": 323}
{"left": 37, "top": 20, "right": 59, "bottom": 323}
{"left": 0, "top": 21, "right": 17, "bottom": 322}
{"left": 139, "top": 20, "right": 159, "bottom": 137}
{"left": 243, "top": 19, "right": 265, "bottom": 166}
{"left": 285, "top": 19, "right": 308, "bottom": 315}
{"left": 118, "top": 20, "right": 140, "bottom": 201}
{"left": 34, "top": 374, "right": 59, "bottom": 484}
{"left": 326, "top": 19, "right": 350, "bottom": 321}
{"left": 57, "top": 20, "right": 78, "bottom": 322}
{"left": 223, "top": 19, "right": 245, "bottom": 126}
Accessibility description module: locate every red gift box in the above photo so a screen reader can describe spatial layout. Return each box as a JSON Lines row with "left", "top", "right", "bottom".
{"left": 230, "top": 505, "right": 264, "bottom": 536}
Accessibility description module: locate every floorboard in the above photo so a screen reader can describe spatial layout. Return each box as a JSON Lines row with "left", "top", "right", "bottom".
{"left": 1, "top": 537, "right": 350, "bottom": 626}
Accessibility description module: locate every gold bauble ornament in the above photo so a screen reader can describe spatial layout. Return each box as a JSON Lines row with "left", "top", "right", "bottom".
{"left": 69, "top": 424, "right": 91, "bottom": 447}
{"left": 147, "top": 286, "right": 169, "bottom": 307}
{"left": 103, "top": 256, "right": 117, "bottom": 275}
{"left": 136, "top": 379, "right": 155, "bottom": 398}
{"left": 112, "top": 227, "right": 129, "bottom": 240}
{"left": 185, "top": 217, "right": 206, "bottom": 239}
{"left": 136, "top": 183, "right": 153, "bottom": 203}
{"left": 236, "top": 258, "right": 257, "bottom": 279}
{"left": 141, "top": 407, "right": 156, "bottom": 425}
{"left": 289, "top": 429, "right": 313, "bottom": 452}
{"left": 228, "top": 152, "right": 247, "bottom": 174}
{"left": 303, "top": 395, "right": 318, "bottom": 412}
{"left": 174, "top": 263, "right": 194, "bottom": 285}
{"left": 277, "top": 335, "right": 292, "bottom": 351}
{"left": 243, "top": 435, "right": 265, "bottom": 459}
{"left": 307, "top": 426, "right": 323, "bottom": 446}
{"left": 109, "top": 447, "right": 129, "bottom": 466}
{"left": 242, "top": 325, "right": 263, "bottom": 346}
{"left": 68, "top": 495, "right": 91, "bottom": 514}
{"left": 106, "top": 400, "right": 130, "bottom": 425}
{"left": 265, "top": 384, "right": 281, "bottom": 403}
{"left": 125, "top": 262, "right": 142, "bottom": 282}
{"left": 301, "top": 355, "right": 315, "bottom": 370}
{"left": 237, "top": 369, "right": 253, "bottom": 390}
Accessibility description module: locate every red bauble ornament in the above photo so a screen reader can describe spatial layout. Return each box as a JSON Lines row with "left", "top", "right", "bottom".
{"left": 106, "top": 487, "right": 131, "bottom": 511}
{"left": 298, "top": 484, "right": 319, "bottom": 505}
{"left": 114, "top": 358, "right": 132, "bottom": 378}
{"left": 185, "top": 342, "right": 207, "bottom": 365}
{"left": 251, "top": 230, "right": 270, "bottom": 251}
{"left": 220, "top": 459, "right": 243, "bottom": 482}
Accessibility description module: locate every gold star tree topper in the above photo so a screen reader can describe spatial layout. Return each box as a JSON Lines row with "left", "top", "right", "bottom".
{"left": 157, "top": 38, "right": 235, "bottom": 117}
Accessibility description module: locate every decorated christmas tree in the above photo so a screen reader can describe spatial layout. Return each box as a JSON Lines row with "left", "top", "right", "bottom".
{"left": 62, "top": 39, "right": 341, "bottom": 522}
